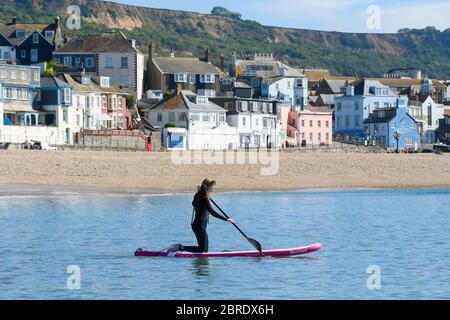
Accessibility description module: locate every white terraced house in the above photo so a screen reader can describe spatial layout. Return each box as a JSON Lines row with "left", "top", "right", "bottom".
{"left": 145, "top": 90, "right": 239, "bottom": 150}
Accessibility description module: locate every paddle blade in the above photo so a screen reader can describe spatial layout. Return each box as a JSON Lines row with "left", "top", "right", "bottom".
{"left": 248, "top": 238, "right": 263, "bottom": 253}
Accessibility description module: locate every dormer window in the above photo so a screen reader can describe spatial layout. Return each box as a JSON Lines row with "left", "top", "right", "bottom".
{"left": 378, "top": 111, "right": 385, "bottom": 118}
{"left": 195, "top": 96, "right": 209, "bottom": 105}
{"left": 100, "top": 77, "right": 110, "bottom": 88}
{"left": 16, "top": 30, "right": 26, "bottom": 38}
{"left": 45, "top": 31, "right": 55, "bottom": 39}
{"left": 175, "top": 73, "right": 187, "bottom": 83}
{"left": 82, "top": 76, "right": 91, "bottom": 85}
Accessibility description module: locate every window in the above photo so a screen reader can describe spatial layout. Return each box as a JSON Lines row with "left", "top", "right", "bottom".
{"left": 263, "top": 118, "right": 268, "bottom": 128}
{"left": 35, "top": 89, "right": 41, "bottom": 101}
{"left": 63, "top": 57, "right": 72, "bottom": 67}
{"left": 100, "top": 77, "right": 110, "bottom": 87}
{"left": 255, "top": 118, "right": 259, "bottom": 127}
{"left": 0, "top": 69, "right": 5, "bottom": 78}
{"left": 309, "top": 132, "right": 313, "bottom": 141}
{"left": 33, "top": 33, "right": 39, "bottom": 44}
{"left": 157, "top": 113, "right": 163, "bottom": 122}
{"left": 102, "top": 96, "right": 107, "bottom": 109}
{"left": 190, "top": 114, "right": 200, "bottom": 122}
{"left": 318, "top": 120, "right": 321, "bottom": 128}
{"left": 63, "top": 109, "right": 68, "bottom": 123}
{"left": 336, "top": 103, "right": 342, "bottom": 111}
{"left": 345, "top": 116, "right": 350, "bottom": 128}
{"left": 175, "top": 73, "right": 187, "bottom": 83}
{"left": 374, "top": 102, "right": 380, "bottom": 108}
{"left": 169, "top": 112, "right": 176, "bottom": 122}
{"left": 21, "top": 71, "right": 26, "bottom": 80}
{"left": 34, "top": 72, "right": 39, "bottom": 81}
{"left": 200, "top": 74, "right": 215, "bottom": 83}
{"left": 121, "top": 57, "right": 128, "bottom": 68}
{"left": 76, "top": 115, "right": 81, "bottom": 126}
{"left": 325, "top": 121, "right": 329, "bottom": 128}
{"left": 120, "top": 76, "right": 130, "bottom": 88}
{"left": 318, "top": 133, "right": 321, "bottom": 141}
{"left": 63, "top": 88, "right": 71, "bottom": 103}
{"left": 45, "top": 31, "right": 54, "bottom": 39}
{"left": 75, "top": 57, "right": 81, "bottom": 66}
{"left": 16, "top": 30, "right": 26, "bottom": 38}
{"left": 202, "top": 114, "right": 210, "bottom": 122}
{"left": 85, "top": 57, "right": 94, "bottom": 68}
{"left": 118, "top": 97, "right": 123, "bottom": 110}
{"left": 118, "top": 114, "right": 124, "bottom": 128}
{"left": 309, "top": 120, "right": 313, "bottom": 127}
{"left": 11, "top": 70, "right": 16, "bottom": 79}
{"left": 251, "top": 78, "right": 260, "bottom": 88}
{"left": 242, "top": 117, "right": 246, "bottom": 126}
{"left": 287, "top": 81, "right": 291, "bottom": 89}
{"left": 326, "top": 133, "right": 330, "bottom": 141}
{"left": 354, "top": 101, "right": 359, "bottom": 111}
{"left": 21, "top": 50, "right": 26, "bottom": 59}
{"left": 105, "top": 56, "right": 113, "bottom": 69}
{"left": 219, "top": 114, "right": 225, "bottom": 123}
{"left": 190, "top": 74, "right": 196, "bottom": 84}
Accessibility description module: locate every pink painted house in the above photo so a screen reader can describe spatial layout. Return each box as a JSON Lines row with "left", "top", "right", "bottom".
{"left": 286, "top": 106, "right": 332, "bottom": 147}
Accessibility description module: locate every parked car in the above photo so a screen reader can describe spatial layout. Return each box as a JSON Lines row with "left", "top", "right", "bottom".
{"left": 40, "top": 143, "right": 58, "bottom": 151}
{"left": 433, "top": 144, "right": 450, "bottom": 153}
{"left": 0, "top": 143, "right": 10, "bottom": 150}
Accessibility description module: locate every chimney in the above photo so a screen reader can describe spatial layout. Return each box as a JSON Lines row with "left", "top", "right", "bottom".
{"left": 220, "top": 54, "right": 225, "bottom": 70}
{"left": 170, "top": 48, "right": 175, "bottom": 58}
{"left": 148, "top": 42, "right": 154, "bottom": 59}
{"left": 204, "top": 48, "right": 212, "bottom": 63}
{"left": 176, "top": 83, "right": 182, "bottom": 95}
{"left": 128, "top": 39, "right": 136, "bottom": 48}
{"left": 55, "top": 16, "right": 60, "bottom": 28}
{"left": 63, "top": 34, "right": 68, "bottom": 44}
{"left": 12, "top": 16, "right": 17, "bottom": 25}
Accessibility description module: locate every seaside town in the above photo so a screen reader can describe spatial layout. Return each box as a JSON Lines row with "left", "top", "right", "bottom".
{"left": 0, "top": 16, "right": 449, "bottom": 154}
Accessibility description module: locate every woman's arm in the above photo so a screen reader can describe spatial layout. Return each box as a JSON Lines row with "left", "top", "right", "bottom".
{"left": 205, "top": 198, "right": 228, "bottom": 221}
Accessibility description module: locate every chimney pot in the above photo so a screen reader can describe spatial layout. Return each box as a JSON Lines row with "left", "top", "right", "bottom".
{"left": 12, "top": 16, "right": 17, "bottom": 24}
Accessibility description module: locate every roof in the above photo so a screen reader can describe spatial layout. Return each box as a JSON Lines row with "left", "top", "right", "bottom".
{"left": 0, "top": 21, "right": 59, "bottom": 46}
{"left": 3, "top": 103, "right": 41, "bottom": 113}
{"left": 301, "top": 69, "right": 357, "bottom": 82}
{"left": 152, "top": 57, "right": 220, "bottom": 74}
{"left": 444, "top": 109, "right": 450, "bottom": 116}
{"left": 325, "top": 79, "right": 348, "bottom": 93}
{"left": 364, "top": 108, "right": 398, "bottom": 124}
{"left": 150, "top": 90, "right": 225, "bottom": 112}
{"left": 40, "top": 76, "right": 71, "bottom": 88}
{"left": 367, "top": 78, "right": 447, "bottom": 88}
{"left": 234, "top": 81, "right": 251, "bottom": 89}
{"left": 55, "top": 32, "right": 141, "bottom": 54}
{"left": 353, "top": 79, "right": 397, "bottom": 96}
{"left": 235, "top": 59, "right": 303, "bottom": 78}
{"left": 304, "top": 105, "right": 332, "bottom": 113}
{"left": 317, "top": 93, "right": 343, "bottom": 105}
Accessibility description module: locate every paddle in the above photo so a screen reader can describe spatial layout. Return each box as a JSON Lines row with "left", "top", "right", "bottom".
{"left": 210, "top": 198, "right": 263, "bottom": 253}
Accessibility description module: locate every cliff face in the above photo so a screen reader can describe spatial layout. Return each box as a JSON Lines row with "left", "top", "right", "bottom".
{"left": 1, "top": 0, "right": 450, "bottom": 78}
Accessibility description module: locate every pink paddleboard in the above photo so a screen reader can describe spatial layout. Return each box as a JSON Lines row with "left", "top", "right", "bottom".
{"left": 135, "top": 243, "right": 322, "bottom": 258}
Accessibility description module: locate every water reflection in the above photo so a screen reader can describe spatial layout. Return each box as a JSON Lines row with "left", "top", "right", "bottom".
{"left": 191, "top": 258, "right": 210, "bottom": 277}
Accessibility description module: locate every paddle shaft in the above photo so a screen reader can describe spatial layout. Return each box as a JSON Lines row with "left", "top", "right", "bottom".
{"left": 210, "top": 198, "right": 262, "bottom": 252}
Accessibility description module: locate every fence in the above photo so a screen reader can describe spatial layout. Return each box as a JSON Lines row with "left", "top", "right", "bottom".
{"left": 0, "top": 126, "right": 63, "bottom": 145}
{"left": 80, "top": 130, "right": 161, "bottom": 151}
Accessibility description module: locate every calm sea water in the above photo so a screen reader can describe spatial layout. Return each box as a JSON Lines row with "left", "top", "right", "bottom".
{"left": 0, "top": 189, "right": 449, "bottom": 300}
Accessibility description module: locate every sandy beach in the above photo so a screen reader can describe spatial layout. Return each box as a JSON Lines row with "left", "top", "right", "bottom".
{"left": 0, "top": 149, "right": 449, "bottom": 195}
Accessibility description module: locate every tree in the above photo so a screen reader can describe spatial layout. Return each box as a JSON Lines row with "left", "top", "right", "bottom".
{"left": 211, "top": 7, "right": 241, "bottom": 20}
{"left": 165, "top": 121, "right": 176, "bottom": 128}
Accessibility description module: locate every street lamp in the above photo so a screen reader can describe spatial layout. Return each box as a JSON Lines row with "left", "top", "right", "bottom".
{"left": 394, "top": 131, "right": 401, "bottom": 153}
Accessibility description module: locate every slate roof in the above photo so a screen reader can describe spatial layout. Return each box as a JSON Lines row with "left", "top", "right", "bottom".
{"left": 363, "top": 108, "right": 398, "bottom": 124}
{"left": 40, "top": 76, "right": 71, "bottom": 88}
{"left": 150, "top": 91, "right": 225, "bottom": 112}
{"left": 152, "top": 57, "right": 220, "bottom": 74}
{"left": 353, "top": 79, "right": 397, "bottom": 96}
{"left": 54, "top": 32, "right": 140, "bottom": 54}
{"left": 0, "top": 21, "right": 59, "bottom": 46}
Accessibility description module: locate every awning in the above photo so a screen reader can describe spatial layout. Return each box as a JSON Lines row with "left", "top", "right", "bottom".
{"left": 96, "top": 114, "right": 112, "bottom": 121}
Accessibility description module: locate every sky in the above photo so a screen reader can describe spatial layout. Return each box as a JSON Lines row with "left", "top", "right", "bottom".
{"left": 110, "top": 0, "right": 450, "bottom": 33}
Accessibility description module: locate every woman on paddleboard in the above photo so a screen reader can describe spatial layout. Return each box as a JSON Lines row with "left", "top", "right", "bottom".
{"left": 170, "top": 178, "right": 235, "bottom": 253}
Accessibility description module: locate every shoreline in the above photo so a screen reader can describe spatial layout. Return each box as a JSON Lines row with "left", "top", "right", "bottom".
{"left": 1, "top": 183, "right": 449, "bottom": 197}
{"left": 0, "top": 150, "right": 449, "bottom": 196}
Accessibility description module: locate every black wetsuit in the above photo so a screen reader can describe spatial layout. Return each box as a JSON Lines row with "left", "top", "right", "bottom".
{"left": 182, "top": 192, "right": 228, "bottom": 253}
